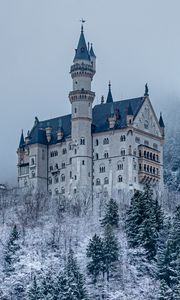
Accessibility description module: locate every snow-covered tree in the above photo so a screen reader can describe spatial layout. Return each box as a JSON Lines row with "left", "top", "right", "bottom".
{"left": 4, "top": 224, "right": 21, "bottom": 274}
{"left": 101, "top": 198, "right": 119, "bottom": 228}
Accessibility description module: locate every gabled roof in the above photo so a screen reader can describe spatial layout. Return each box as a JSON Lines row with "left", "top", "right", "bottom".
{"left": 74, "top": 26, "right": 90, "bottom": 62}
{"left": 23, "top": 97, "right": 145, "bottom": 147}
{"left": 93, "top": 97, "right": 145, "bottom": 133}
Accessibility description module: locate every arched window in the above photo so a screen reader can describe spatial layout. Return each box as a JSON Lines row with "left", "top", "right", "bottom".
{"left": 54, "top": 176, "right": 59, "bottom": 183}
{"left": 61, "top": 174, "right": 65, "bottom": 182}
{"left": 120, "top": 135, "right": 126, "bottom": 142}
{"left": 80, "top": 137, "right": 85, "bottom": 145}
{"left": 104, "top": 152, "right": 109, "bottom": 159}
{"left": 117, "top": 161, "right": 123, "bottom": 170}
{"left": 62, "top": 148, "right": 67, "bottom": 155}
{"left": 150, "top": 153, "right": 152, "bottom": 160}
{"left": 55, "top": 188, "right": 59, "bottom": 195}
{"left": 103, "top": 138, "right": 109, "bottom": 145}
{"left": 95, "top": 153, "right": 99, "bottom": 160}
{"left": 95, "top": 139, "right": 99, "bottom": 146}
{"left": 118, "top": 175, "right": 123, "bottom": 182}
{"left": 55, "top": 163, "right": 59, "bottom": 169}
{"left": 61, "top": 187, "right": 65, "bottom": 194}
{"left": 104, "top": 177, "right": 109, "bottom": 185}
{"left": 121, "top": 149, "right": 125, "bottom": 156}
{"left": 99, "top": 165, "right": 105, "bottom": 173}
{"left": 48, "top": 177, "right": 52, "bottom": 185}
{"left": 96, "top": 178, "right": 101, "bottom": 186}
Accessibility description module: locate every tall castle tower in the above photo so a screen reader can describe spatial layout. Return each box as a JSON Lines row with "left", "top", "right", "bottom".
{"left": 69, "top": 24, "right": 96, "bottom": 193}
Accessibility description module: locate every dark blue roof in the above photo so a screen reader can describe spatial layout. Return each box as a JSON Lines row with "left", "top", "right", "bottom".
{"left": 74, "top": 27, "right": 90, "bottom": 61}
{"left": 90, "top": 44, "right": 96, "bottom": 58}
{"left": 106, "top": 83, "right": 113, "bottom": 103}
{"left": 93, "top": 97, "right": 144, "bottom": 133}
{"left": 19, "top": 130, "right": 25, "bottom": 148}
{"left": 24, "top": 97, "right": 144, "bottom": 147}
{"left": 127, "top": 102, "right": 133, "bottom": 115}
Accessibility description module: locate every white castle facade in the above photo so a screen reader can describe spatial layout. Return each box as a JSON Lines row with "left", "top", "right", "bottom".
{"left": 17, "top": 25, "right": 165, "bottom": 197}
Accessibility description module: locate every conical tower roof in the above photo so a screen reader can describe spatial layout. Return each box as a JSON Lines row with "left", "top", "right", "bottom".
{"left": 19, "top": 130, "right": 25, "bottom": 148}
{"left": 90, "top": 44, "right": 96, "bottom": 58}
{"left": 74, "top": 25, "right": 90, "bottom": 61}
{"left": 106, "top": 81, "right": 113, "bottom": 103}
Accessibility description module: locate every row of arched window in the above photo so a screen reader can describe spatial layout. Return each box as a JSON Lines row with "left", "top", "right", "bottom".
{"left": 50, "top": 150, "right": 58, "bottom": 157}
{"left": 139, "top": 150, "right": 159, "bottom": 162}
{"left": 49, "top": 174, "right": 66, "bottom": 184}
{"left": 95, "top": 135, "right": 126, "bottom": 146}
{"left": 49, "top": 162, "right": 66, "bottom": 171}
{"left": 96, "top": 175, "right": 123, "bottom": 186}
{"left": 139, "top": 164, "right": 159, "bottom": 175}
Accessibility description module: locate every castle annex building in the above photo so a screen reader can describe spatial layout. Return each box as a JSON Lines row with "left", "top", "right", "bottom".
{"left": 17, "top": 25, "right": 165, "bottom": 197}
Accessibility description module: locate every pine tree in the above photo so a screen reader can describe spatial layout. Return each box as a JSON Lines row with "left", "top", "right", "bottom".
{"left": 158, "top": 279, "right": 173, "bottom": 300}
{"left": 103, "top": 225, "right": 119, "bottom": 281}
{"left": 28, "top": 275, "right": 42, "bottom": 300}
{"left": 41, "top": 272, "right": 55, "bottom": 299}
{"left": 126, "top": 185, "right": 163, "bottom": 260}
{"left": 126, "top": 190, "right": 145, "bottom": 248}
{"left": 4, "top": 224, "right": 21, "bottom": 274}
{"left": 101, "top": 198, "right": 119, "bottom": 228}
{"left": 55, "top": 249, "right": 88, "bottom": 300}
{"left": 86, "top": 234, "right": 105, "bottom": 282}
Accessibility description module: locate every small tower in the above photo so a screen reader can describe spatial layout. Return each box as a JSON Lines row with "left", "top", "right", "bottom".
{"left": 69, "top": 24, "right": 96, "bottom": 193}
{"left": 159, "top": 112, "right": 165, "bottom": 138}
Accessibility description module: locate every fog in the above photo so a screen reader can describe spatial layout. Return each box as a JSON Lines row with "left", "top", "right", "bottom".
{"left": 0, "top": 0, "right": 180, "bottom": 185}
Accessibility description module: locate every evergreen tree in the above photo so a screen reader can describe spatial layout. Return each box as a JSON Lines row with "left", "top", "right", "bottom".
{"left": 101, "top": 198, "right": 119, "bottom": 228}
{"left": 28, "top": 275, "right": 42, "bottom": 300}
{"left": 56, "top": 249, "right": 88, "bottom": 300}
{"left": 126, "top": 185, "right": 163, "bottom": 260}
{"left": 4, "top": 224, "right": 21, "bottom": 274}
{"left": 86, "top": 234, "right": 105, "bottom": 282}
{"left": 103, "top": 225, "right": 119, "bottom": 281}
{"left": 158, "top": 279, "right": 173, "bottom": 300}
{"left": 126, "top": 190, "right": 145, "bottom": 248}
{"left": 41, "top": 272, "right": 55, "bottom": 299}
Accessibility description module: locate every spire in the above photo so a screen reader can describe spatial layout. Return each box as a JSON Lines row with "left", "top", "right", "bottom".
{"left": 144, "top": 83, "right": 149, "bottom": 97}
{"left": 159, "top": 112, "right": 165, "bottom": 128}
{"left": 127, "top": 102, "right": 133, "bottom": 116}
{"left": 106, "top": 81, "right": 113, "bottom": 103}
{"left": 19, "top": 130, "right": 25, "bottom": 148}
{"left": 90, "top": 43, "right": 96, "bottom": 58}
{"left": 74, "top": 25, "right": 90, "bottom": 61}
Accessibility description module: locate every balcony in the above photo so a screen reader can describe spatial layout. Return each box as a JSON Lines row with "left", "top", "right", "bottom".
{"left": 138, "top": 145, "right": 161, "bottom": 183}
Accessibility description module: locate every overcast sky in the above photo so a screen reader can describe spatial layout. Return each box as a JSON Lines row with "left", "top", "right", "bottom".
{"left": 0, "top": 0, "right": 180, "bottom": 185}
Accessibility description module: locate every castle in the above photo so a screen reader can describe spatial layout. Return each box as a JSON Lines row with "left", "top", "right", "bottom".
{"left": 17, "top": 25, "right": 165, "bottom": 197}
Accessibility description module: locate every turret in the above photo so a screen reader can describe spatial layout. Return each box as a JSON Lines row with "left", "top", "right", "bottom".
{"left": 89, "top": 43, "right": 96, "bottom": 72}
{"left": 19, "top": 130, "right": 25, "bottom": 149}
{"left": 68, "top": 24, "right": 96, "bottom": 193}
